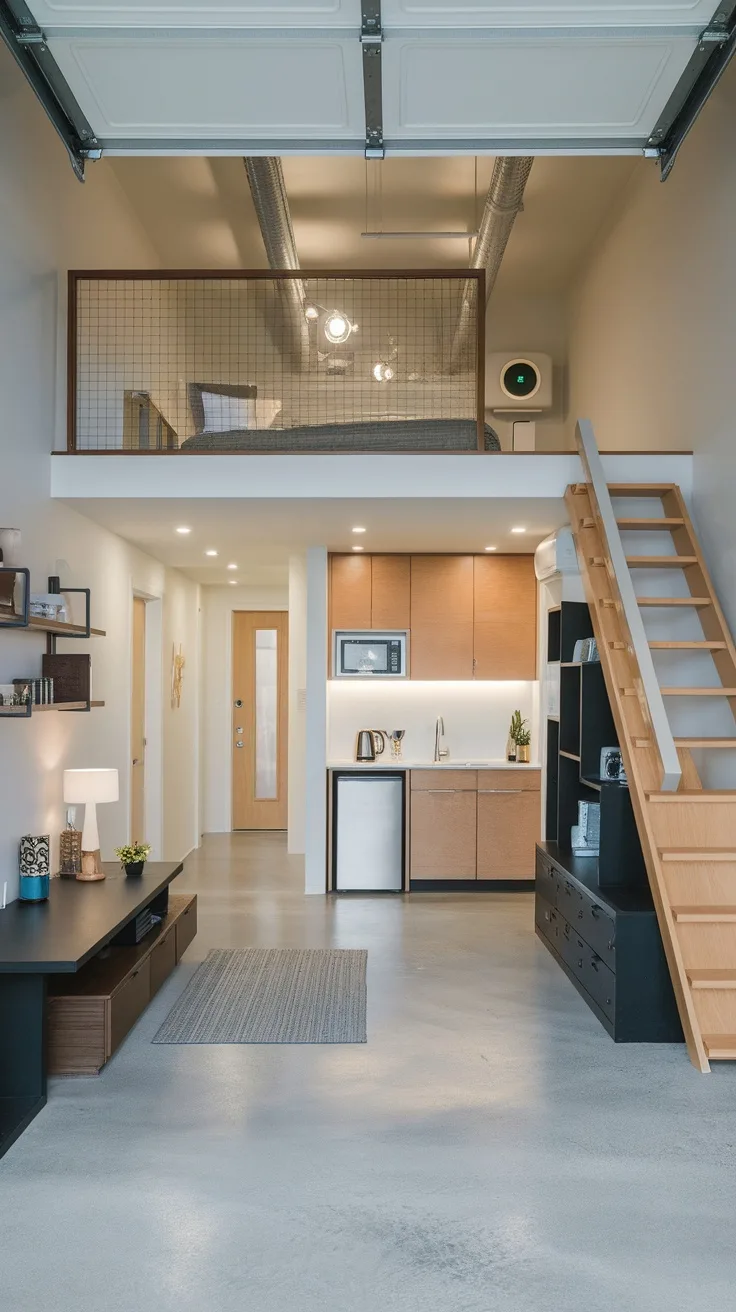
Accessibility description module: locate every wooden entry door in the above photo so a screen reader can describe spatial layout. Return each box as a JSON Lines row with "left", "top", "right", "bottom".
{"left": 131, "top": 596, "right": 146, "bottom": 841}
{"left": 232, "top": 611, "right": 288, "bottom": 830}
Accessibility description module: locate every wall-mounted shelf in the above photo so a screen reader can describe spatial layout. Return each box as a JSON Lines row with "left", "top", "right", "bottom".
{"left": 0, "top": 571, "right": 104, "bottom": 719}
{"left": 0, "top": 616, "right": 106, "bottom": 639}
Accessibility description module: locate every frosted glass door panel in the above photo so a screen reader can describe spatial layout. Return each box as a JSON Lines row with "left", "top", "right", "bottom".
{"left": 255, "top": 630, "right": 278, "bottom": 800}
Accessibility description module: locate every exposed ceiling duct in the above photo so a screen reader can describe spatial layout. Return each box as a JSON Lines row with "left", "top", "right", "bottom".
{"left": 243, "top": 156, "right": 309, "bottom": 369}
{"left": 449, "top": 157, "right": 534, "bottom": 375}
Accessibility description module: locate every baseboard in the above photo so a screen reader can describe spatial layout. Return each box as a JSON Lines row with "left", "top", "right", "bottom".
{"left": 410, "top": 880, "right": 535, "bottom": 893}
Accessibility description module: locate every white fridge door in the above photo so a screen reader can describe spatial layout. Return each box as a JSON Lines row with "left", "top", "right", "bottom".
{"left": 335, "top": 775, "right": 404, "bottom": 891}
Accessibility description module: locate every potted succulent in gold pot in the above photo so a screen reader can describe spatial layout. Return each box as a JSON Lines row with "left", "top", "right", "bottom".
{"left": 508, "top": 710, "right": 532, "bottom": 764}
{"left": 115, "top": 841, "right": 151, "bottom": 878}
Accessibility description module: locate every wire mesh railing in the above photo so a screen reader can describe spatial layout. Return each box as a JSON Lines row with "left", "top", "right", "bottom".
{"left": 68, "top": 271, "right": 490, "bottom": 454}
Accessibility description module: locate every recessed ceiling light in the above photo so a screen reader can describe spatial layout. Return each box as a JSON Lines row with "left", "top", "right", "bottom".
{"left": 484, "top": 545, "right": 498, "bottom": 552}
{"left": 511, "top": 526, "right": 527, "bottom": 534}
{"left": 229, "top": 579, "right": 238, "bottom": 585}
{"left": 227, "top": 563, "right": 237, "bottom": 570}
{"left": 352, "top": 545, "right": 364, "bottom": 552}
{"left": 205, "top": 549, "right": 218, "bottom": 557}
{"left": 176, "top": 526, "right": 191, "bottom": 535}
{"left": 352, "top": 526, "right": 366, "bottom": 534}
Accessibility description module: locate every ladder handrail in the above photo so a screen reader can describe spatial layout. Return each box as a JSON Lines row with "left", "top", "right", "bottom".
{"left": 575, "top": 419, "right": 682, "bottom": 792}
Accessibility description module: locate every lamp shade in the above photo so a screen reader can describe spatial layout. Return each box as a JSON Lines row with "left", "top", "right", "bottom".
{"left": 63, "top": 768, "right": 119, "bottom": 805}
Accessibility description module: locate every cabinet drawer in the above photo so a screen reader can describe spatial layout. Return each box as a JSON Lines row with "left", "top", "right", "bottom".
{"left": 176, "top": 897, "right": 198, "bottom": 961}
{"left": 150, "top": 923, "right": 177, "bottom": 996}
{"left": 558, "top": 876, "right": 585, "bottom": 925}
{"left": 478, "top": 769, "right": 540, "bottom": 792}
{"left": 410, "top": 770, "right": 477, "bottom": 790}
{"left": 109, "top": 959, "right": 150, "bottom": 1057}
{"left": 582, "top": 950, "right": 616, "bottom": 1023}
{"left": 535, "top": 895, "right": 558, "bottom": 946}
{"left": 536, "top": 855, "right": 558, "bottom": 908}
{"left": 579, "top": 900, "right": 616, "bottom": 969}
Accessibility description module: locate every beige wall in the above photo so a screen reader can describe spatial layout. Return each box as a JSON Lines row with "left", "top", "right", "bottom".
{"left": 0, "top": 46, "right": 201, "bottom": 898}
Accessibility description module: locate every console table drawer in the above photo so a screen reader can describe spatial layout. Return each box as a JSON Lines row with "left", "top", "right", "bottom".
{"left": 176, "top": 898, "right": 197, "bottom": 960}
{"left": 109, "top": 959, "right": 150, "bottom": 1056}
{"left": 580, "top": 900, "right": 616, "bottom": 968}
{"left": 536, "top": 851, "right": 558, "bottom": 908}
{"left": 150, "top": 922, "right": 177, "bottom": 996}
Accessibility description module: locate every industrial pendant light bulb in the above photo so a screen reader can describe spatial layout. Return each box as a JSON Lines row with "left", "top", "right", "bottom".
{"left": 372, "top": 362, "right": 394, "bottom": 383}
{"left": 304, "top": 303, "right": 319, "bottom": 321}
{"left": 324, "top": 311, "right": 352, "bottom": 345}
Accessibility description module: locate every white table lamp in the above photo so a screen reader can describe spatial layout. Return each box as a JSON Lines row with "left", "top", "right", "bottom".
{"left": 63, "top": 768, "right": 119, "bottom": 881}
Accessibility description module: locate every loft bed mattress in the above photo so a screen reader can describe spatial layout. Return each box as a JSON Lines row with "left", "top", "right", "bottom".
{"left": 179, "top": 419, "right": 501, "bottom": 452}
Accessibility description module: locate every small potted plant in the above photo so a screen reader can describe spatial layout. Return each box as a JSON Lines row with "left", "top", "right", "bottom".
{"left": 508, "top": 710, "right": 532, "bottom": 764}
{"left": 115, "top": 841, "right": 151, "bottom": 878}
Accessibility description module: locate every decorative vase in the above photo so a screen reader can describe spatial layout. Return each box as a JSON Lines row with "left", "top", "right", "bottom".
{"left": 517, "top": 743, "right": 531, "bottom": 764}
{"left": 124, "top": 861, "right": 145, "bottom": 878}
{"left": 506, "top": 736, "right": 517, "bottom": 763}
{"left": 19, "top": 873, "right": 50, "bottom": 902}
{"left": 19, "top": 834, "right": 51, "bottom": 902}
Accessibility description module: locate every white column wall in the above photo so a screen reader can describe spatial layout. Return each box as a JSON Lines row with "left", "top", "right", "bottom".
{"left": 288, "top": 555, "right": 308, "bottom": 855}
{"left": 304, "top": 548, "right": 328, "bottom": 894}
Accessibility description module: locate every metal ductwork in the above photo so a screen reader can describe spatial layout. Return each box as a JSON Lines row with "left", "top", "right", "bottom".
{"left": 449, "top": 156, "right": 534, "bottom": 374}
{"left": 243, "top": 156, "right": 309, "bottom": 368}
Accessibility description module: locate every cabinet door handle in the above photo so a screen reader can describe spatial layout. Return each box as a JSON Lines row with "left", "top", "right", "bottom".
{"left": 478, "top": 789, "right": 524, "bottom": 794}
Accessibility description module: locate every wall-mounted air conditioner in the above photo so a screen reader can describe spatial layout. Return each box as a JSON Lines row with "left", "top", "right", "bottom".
{"left": 487, "top": 352, "right": 553, "bottom": 411}
{"left": 535, "top": 528, "right": 578, "bottom": 581}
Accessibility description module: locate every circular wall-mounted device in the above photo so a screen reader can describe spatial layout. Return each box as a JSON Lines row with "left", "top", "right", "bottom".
{"left": 500, "top": 359, "right": 541, "bottom": 401}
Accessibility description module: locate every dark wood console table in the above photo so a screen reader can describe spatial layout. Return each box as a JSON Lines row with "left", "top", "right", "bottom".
{"left": 0, "top": 862, "right": 186, "bottom": 1159}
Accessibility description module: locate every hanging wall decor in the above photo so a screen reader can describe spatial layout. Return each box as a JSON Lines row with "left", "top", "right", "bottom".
{"left": 171, "top": 643, "right": 185, "bottom": 709}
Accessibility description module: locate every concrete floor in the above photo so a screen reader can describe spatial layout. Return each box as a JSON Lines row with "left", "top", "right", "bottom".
{"left": 2, "top": 832, "right": 736, "bottom": 1311}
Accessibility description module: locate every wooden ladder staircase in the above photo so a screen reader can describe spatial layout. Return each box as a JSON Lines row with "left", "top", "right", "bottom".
{"left": 567, "top": 424, "right": 736, "bottom": 1071}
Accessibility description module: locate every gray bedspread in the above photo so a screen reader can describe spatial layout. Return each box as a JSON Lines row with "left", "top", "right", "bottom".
{"left": 180, "top": 419, "right": 500, "bottom": 452}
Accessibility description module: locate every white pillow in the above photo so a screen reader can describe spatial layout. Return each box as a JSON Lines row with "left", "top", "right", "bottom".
{"left": 200, "top": 392, "right": 282, "bottom": 432}
{"left": 201, "top": 391, "right": 254, "bottom": 433}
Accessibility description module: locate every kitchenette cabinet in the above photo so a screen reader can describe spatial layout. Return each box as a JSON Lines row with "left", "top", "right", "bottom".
{"left": 328, "top": 553, "right": 537, "bottom": 681}
{"left": 409, "top": 768, "right": 540, "bottom": 886}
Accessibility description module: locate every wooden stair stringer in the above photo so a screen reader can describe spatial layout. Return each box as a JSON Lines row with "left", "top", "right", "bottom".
{"left": 565, "top": 484, "right": 709, "bottom": 1072}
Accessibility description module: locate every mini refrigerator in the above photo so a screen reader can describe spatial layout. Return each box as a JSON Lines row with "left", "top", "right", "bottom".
{"left": 333, "top": 773, "right": 404, "bottom": 892}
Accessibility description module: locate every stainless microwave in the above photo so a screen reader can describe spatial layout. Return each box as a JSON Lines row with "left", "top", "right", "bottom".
{"left": 333, "top": 631, "right": 408, "bottom": 678}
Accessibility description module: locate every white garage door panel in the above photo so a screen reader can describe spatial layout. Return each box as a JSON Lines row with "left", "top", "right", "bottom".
{"left": 385, "top": 38, "right": 695, "bottom": 138}
{"left": 383, "top": 0, "right": 715, "bottom": 25}
{"left": 32, "top": 0, "right": 356, "bottom": 30}
{"left": 48, "top": 38, "right": 363, "bottom": 136}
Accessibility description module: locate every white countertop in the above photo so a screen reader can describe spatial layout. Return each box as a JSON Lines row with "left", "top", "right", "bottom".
{"left": 327, "top": 759, "right": 541, "bottom": 771}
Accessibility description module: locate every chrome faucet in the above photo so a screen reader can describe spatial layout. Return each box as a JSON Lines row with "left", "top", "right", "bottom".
{"left": 434, "top": 716, "right": 449, "bottom": 763}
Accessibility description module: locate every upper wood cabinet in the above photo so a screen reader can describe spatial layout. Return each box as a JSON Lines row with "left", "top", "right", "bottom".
{"left": 473, "top": 555, "right": 537, "bottom": 680}
{"left": 371, "top": 555, "right": 410, "bottom": 630}
{"left": 328, "top": 552, "right": 536, "bottom": 681}
{"left": 410, "top": 555, "right": 474, "bottom": 680}
{"left": 330, "top": 554, "right": 372, "bottom": 631}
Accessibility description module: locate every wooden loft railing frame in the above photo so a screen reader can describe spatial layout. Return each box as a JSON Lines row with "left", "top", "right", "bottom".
{"left": 66, "top": 268, "right": 486, "bottom": 454}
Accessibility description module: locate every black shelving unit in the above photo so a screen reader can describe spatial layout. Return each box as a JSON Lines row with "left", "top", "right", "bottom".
{"left": 0, "top": 573, "right": 105, "bottom": 718}
{"left": 537, "top": 600, "right": 682, "bottom": 1043}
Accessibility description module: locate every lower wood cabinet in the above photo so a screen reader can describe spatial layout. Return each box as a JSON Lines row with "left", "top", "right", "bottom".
{"left": 410, "top": 789, "right": 477, "bottom": 880}
{"left": 409, "top": 769, "right": 540, "bottom": 884}
{"left": 47, "top": 892, "right": 197, "bottom": 1076}
{"left": 477, "top": 789, "right": 541, "bottom": 880}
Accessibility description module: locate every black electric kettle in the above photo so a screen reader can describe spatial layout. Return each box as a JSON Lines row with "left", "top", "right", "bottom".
{"left": 355, "top": 729, "right": 387, "bottom": 762}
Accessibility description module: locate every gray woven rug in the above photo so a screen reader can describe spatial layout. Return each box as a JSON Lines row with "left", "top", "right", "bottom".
{"left": 153, "top": 948, "right": 367, "bottom": 1044}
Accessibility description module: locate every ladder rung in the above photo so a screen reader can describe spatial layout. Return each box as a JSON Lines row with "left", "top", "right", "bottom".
{"left": 687, "top": 969, "right": 736, "bottom": 990}
{"left": 646, "top": 791, "right": 736, "bottom": 803}
{"left": 703, "top": 1035, "right": 736, "bottom": 1059}
{"left": 661, "top": 687, "right": 736, "bottom": 696}
{"left": 673, "top": 906, "right": 736, "bottom": 923}
{"left": 627, "top": 556, "right": 698, "bottom": 568}
{"left": 659, "top": 848, "right": 736, "bottom": 862}
{"left": 650, "top": 641, "right": 727, "bottom": 650}
{"left": 637, "top": 597, "right": 711, "bottom": 607}
{"left": 607, "top": 484, "right": 676, "bottom": 495}
{"left": 616, "top": 517, "right": 685, "bottom": 529}
{"left": 674, "top": 738, "right": 736, "bottom": 749}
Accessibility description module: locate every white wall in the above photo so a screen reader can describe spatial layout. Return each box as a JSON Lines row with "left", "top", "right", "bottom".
{"left": 0, "top": 46, "right": 201, "bottom": 898}
{"left": 288, "top": 555, "right": 307, "bottom": 854}
{"left": 304, "top": 548, "right": 328, "bottom": 894}
{"left": 567, "top": 62, "right": 736, "bottom": 785}
{"left": 200, "top": 584, "right": 289, "bottom": 833}
{"left": 327, "top": 680, "right": 539, "bottom": 765}
{"left": 486, "top": 290, "right": 569, "bottom": 451}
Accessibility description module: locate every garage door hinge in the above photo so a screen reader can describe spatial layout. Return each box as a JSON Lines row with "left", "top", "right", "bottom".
{"left": 15, "top": 24, "right": 46, "bottom": 46}
{"left": 699, "top": 24, "right": 731, "bottom": 48}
